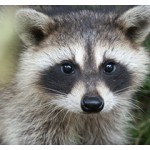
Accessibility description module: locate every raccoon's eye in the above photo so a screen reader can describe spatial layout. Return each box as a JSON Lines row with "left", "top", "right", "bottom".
{"left": 103, "top": 62, "right": 116, "bottom": 73}
{"left": 61, "top": 63, "right": 75, "bottom": 74}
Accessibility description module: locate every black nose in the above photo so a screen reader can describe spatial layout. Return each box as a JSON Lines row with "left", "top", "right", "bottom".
{"left": 81, "top": 96, "right": 104, "bottom": 113}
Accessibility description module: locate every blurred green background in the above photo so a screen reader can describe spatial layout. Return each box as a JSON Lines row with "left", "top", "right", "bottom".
{"left": 130, "top": 37, "right": 150, "bottom": 145}
{"left": 0, "top": 6, "right": 149, "bottom": 145}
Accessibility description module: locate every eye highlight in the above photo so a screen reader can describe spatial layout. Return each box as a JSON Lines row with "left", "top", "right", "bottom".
{"left": 61, "top": 62, "right": 75, "bottom": 74}
{"left": 103, "top": 62, "right": 116, "bottom": 73}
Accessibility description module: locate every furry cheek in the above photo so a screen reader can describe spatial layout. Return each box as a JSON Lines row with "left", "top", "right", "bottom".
{"left": 96, "top": 82, "right": 117, "bottom": 113}
{"left": 50, "top": 81, "right": 86, "bottom": 113}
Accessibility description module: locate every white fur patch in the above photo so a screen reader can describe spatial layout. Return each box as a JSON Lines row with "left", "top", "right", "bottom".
{"left": 96, "top": 81, "right": 117, "bottom": 113}
{"left": 51, "top": 81, "right": 86, "bottom": 113}
{"left": 74, "top": 43, "right": 86, "bottom": 69}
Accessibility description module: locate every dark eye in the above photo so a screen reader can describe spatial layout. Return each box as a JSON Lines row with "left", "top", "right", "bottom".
{"left": 103, "top": 62, "right": 116, "bottom": 73}
{"left": 61, "top": 63, "right": 75, "bottom": 74}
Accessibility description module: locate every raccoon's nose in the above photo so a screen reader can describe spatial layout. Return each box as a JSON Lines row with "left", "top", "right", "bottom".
{"left": 81, "top": 96, "right": 104, "bottom": 113}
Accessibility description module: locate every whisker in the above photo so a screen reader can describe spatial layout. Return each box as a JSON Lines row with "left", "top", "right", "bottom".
{"left": 22, "top": 77, "right": 67, "bottom": 96}
{"left": 61, "top": 110, "right": 70, "bottom": 123}
{"left": 48, "top": 108, "right": 65, "bottom": 121}
{"left": 114, "top": 86, "right": 136, "bottom": 94}
{"left": 40, "top": 86, "right": 67, "bottom": 96}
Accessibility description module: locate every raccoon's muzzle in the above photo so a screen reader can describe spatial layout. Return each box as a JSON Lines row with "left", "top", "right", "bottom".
{"left": 81, "top": 96, "right": 104, "bottom": 113}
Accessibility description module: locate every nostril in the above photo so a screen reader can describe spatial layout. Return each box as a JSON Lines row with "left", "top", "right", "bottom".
{"left": 81, "top": 96, "right": 104, "bottom": 113}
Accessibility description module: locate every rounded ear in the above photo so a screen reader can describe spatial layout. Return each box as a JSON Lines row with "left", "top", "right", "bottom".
{"left": 15, "top": 8, "right": 56, "bottom": 46}
{"left": 116, "top": 6, "right": 150, "bottom": 44}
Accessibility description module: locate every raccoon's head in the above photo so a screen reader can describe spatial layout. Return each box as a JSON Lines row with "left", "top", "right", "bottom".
{"left": 15, "top": 6, "right": 149, "bottom": 114}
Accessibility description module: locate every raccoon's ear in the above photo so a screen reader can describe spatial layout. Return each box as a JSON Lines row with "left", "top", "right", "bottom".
{"left": 116, "top": 6, "right": 150, "bottom": 44}
{"left": 15, "top": 8, "right": 55, "bottom": 46}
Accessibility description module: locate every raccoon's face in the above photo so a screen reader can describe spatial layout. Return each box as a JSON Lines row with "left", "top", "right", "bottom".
{"left": 15, "top": 6, "right": 149, "bottom": 114}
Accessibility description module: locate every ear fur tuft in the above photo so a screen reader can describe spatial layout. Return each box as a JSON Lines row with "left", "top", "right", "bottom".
{"left": 117, "top": 6, "right": 150, "bottom": 44}
{"left": 15, "top": 8, "right": 55, "bottom": 46}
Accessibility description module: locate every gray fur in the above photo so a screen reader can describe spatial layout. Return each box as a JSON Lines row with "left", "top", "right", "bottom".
{"left": 0, "top": 6, "right": 149, "bottom": 145}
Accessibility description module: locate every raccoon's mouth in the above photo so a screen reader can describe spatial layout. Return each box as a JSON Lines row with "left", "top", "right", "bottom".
{"left": 81, "top": 96, "right": 104, "bottom": 113}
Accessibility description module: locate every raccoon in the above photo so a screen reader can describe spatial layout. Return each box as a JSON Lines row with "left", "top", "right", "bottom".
{"left": 0, "top": 5, "right": 149, "bottom": 145}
